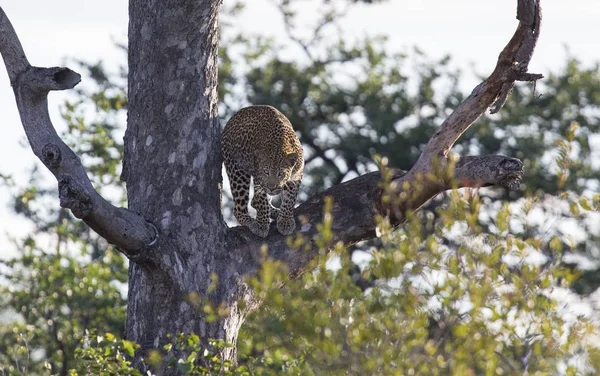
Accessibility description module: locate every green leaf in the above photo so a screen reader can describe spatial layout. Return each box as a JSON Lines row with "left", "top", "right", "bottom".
{"left": 122, "top": 340, "right": 136, "bottom": 357}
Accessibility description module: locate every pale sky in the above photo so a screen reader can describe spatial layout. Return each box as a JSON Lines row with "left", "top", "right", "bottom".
{"left": 0, "top": 0, "right": 599, "bottom": 257}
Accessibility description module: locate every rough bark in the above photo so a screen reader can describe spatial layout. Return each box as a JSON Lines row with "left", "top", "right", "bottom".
{"left": 0, "top": 0, "right": 542, "bottom": 373}
{"left": 123, "top": 0, "right": 240, "bottom": 369}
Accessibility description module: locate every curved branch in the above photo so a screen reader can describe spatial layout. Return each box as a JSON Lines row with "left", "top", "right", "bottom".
{"left": 412, "top": 0, "right": 542, "bottom": 172}
{"left": 0, "top": 7, "right": 156, "bottom": 253}
{"left": 230, "top": 0, "right": 539, "bottom": 277}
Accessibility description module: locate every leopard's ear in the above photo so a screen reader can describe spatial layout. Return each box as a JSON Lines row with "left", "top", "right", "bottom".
{"left": 284, "top": 152, "right": 298, "bottom": 168}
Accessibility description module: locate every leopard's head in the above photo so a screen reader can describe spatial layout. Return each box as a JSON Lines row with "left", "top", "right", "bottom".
{"left": 256, "top": 152, "right": 298, "bottom": 195}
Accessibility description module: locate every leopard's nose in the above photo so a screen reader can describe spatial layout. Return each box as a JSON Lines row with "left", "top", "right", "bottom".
{"left": 266, "top": 176, "right": 279, "bottom": 190}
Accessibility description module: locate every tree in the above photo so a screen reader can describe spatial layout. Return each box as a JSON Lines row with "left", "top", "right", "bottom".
{"left": 0, "top": 0, "right": 551, "bottom": 373}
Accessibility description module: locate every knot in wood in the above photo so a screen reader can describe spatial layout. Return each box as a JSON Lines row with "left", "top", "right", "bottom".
{"left": 42, "top": 143, "right": 62, "bottom": 169}
{"left": 58, "top": 176, "right": 92, "bottom": 218}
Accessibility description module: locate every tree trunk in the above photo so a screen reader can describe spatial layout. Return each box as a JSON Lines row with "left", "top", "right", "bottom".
{"left": 123, "top": 0, "right": 248, "bottom": 370}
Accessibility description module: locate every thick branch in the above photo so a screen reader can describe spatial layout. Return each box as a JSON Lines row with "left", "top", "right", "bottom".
{"left": 230, "top": 0, "right": 539, "bottom": 278}
{"left": 231, "top": 155, "right": 523, "bottom": 276}
{"left": 0, "top": 7, "right": 156, "bottom": 253}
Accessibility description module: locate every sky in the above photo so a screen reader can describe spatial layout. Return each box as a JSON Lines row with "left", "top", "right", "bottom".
{"left": 0, "top": 0, "right": 599, "bottom": 257}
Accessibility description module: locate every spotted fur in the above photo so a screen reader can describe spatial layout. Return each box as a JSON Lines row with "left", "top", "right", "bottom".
{"left": 222, "top": 105, "right": 304, "bottom": 238}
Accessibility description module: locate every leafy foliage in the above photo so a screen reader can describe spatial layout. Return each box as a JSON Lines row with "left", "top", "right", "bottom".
{"left": 234, "top": 173, "right": 599, "bottom": 375}
{"left": 68, "top": 331, "right": 140, "bottom": 376}
{"left": 0, "top": 242, "right": 127, "bottom": 375}
{"left": 69, "top": 187, "right": 600, "bottom": 375}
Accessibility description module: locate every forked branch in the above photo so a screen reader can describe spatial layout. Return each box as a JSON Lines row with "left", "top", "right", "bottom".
{"left": 0, "top": 7, "right": 156, "bottom": 253}
{"left": 233, "top": 0, "right": 541, "bottom": 276}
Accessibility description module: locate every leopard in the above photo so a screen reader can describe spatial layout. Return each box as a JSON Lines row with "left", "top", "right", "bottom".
{"left": 221, "top": 105, "right": 304, "bottom": 238}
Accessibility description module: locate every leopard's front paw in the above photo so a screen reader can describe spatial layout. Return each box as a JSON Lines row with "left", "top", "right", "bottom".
{"left": 249, "top": 219, "right": 270, "bottom": 238}
{"left": 276, "top": 215, "right": 296, "bottom": 236}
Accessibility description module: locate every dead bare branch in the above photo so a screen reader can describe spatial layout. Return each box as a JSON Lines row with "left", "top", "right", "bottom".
{"left": 412, "top": 0, "right": 542, "bottom": 167}
{"left": 0, "top": 7, "right": 156, "bottom": 253}
{"left": 381, "top": 0, "right": 541, "bottom": 222}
